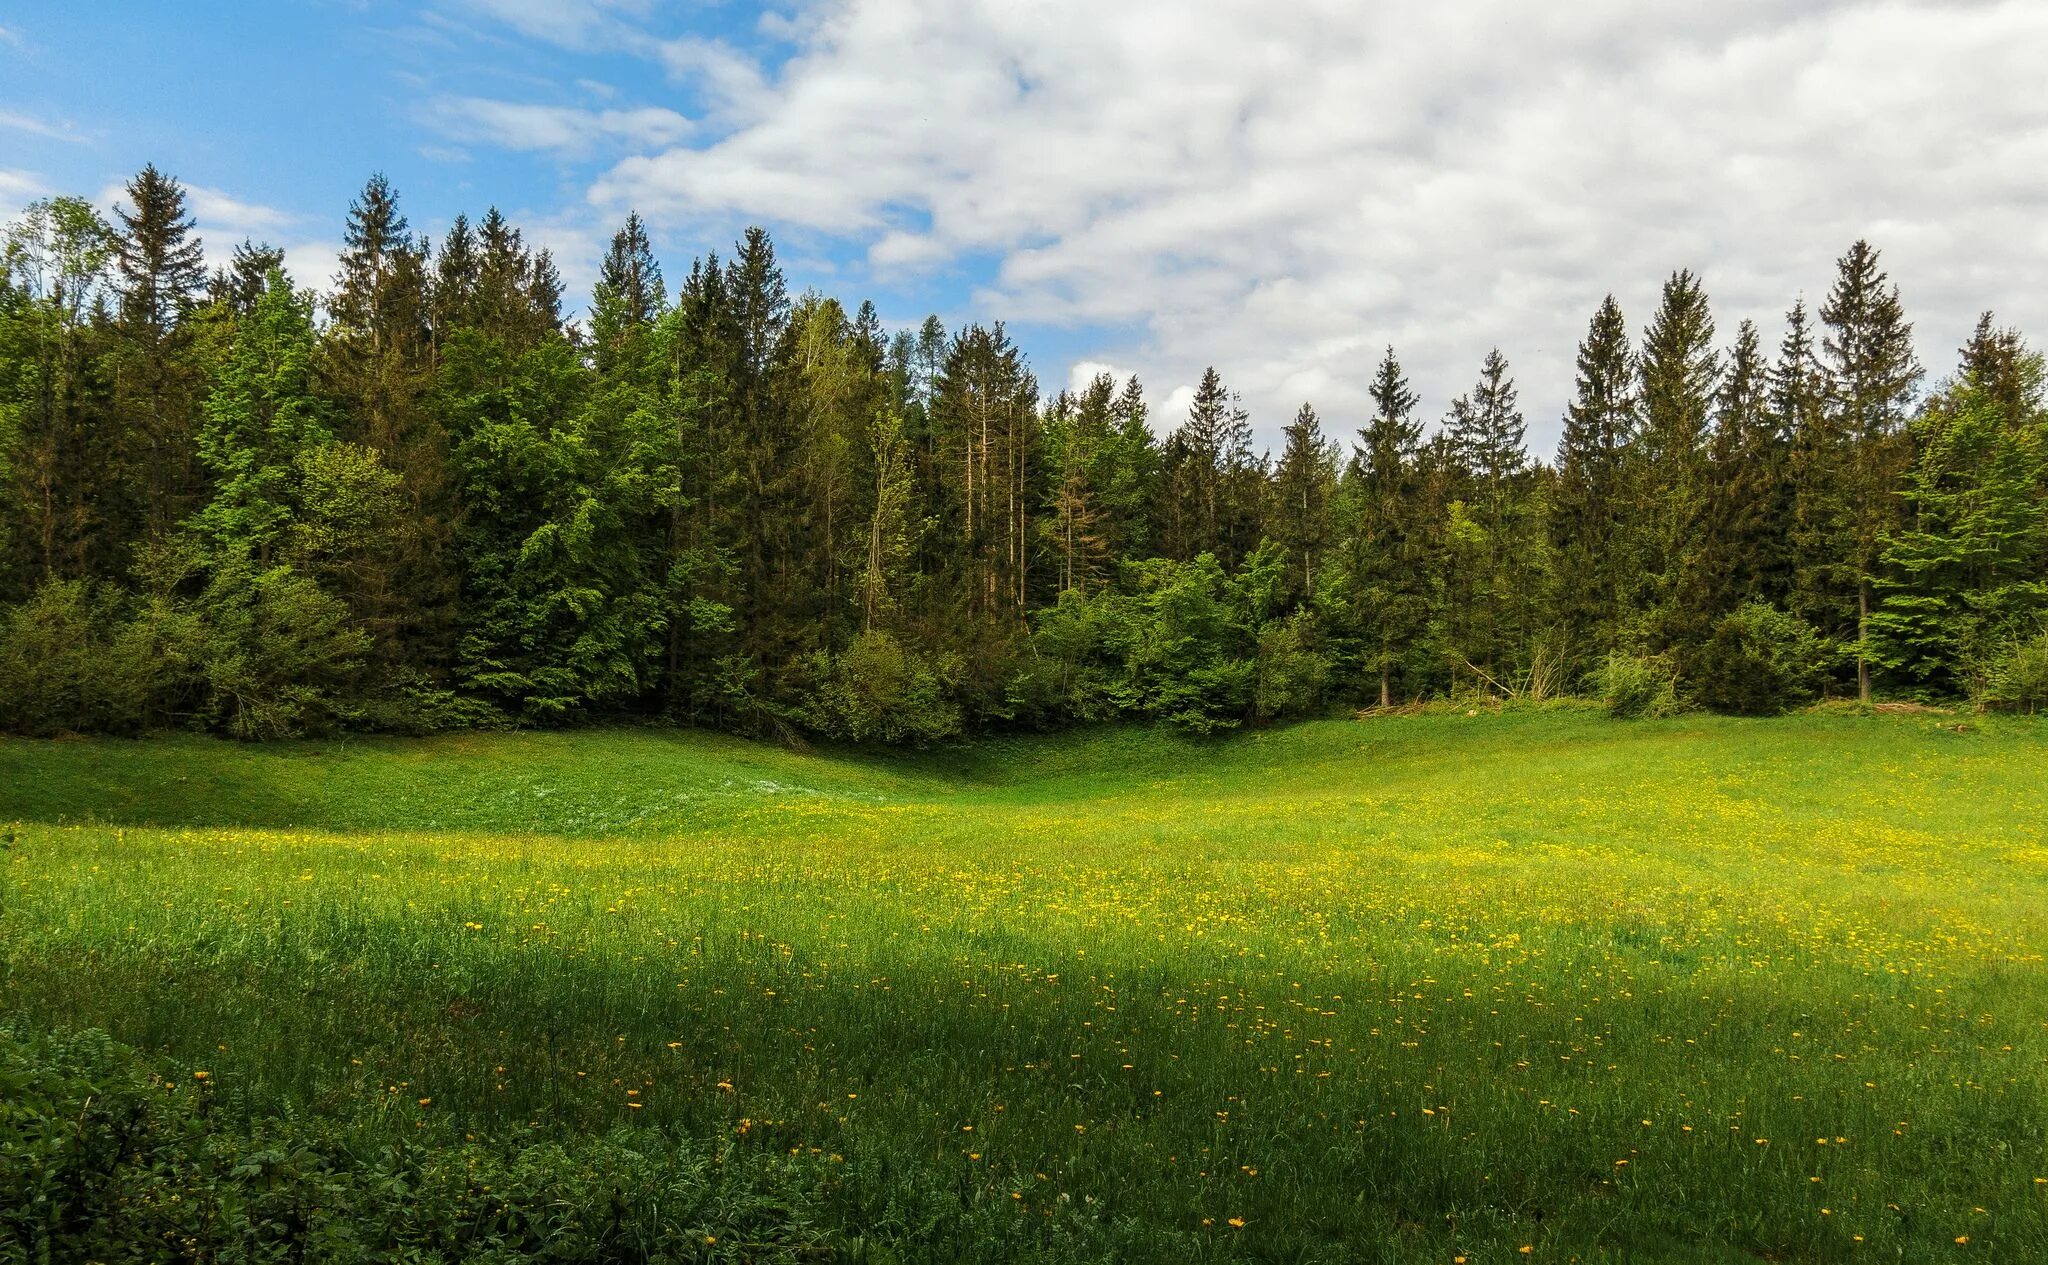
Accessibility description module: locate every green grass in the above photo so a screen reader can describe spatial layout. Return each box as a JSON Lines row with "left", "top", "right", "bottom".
{"left": 4, "top": 710, "right": 2047, "bottom": 1261}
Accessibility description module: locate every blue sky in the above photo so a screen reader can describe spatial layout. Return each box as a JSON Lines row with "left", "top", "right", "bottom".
{"left": 1, "top": 2, "right": 1084, "bottom": 388}
{"left": 7, "top": 2, "right": 2048, "bottom": 452}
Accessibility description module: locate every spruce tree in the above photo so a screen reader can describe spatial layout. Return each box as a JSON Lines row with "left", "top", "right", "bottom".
{"left": 1344, "top": 347, "right": 1428, "bottom": 706}
{"left": 1269, "top": 402, "right": 1336, "bottom": 601}
{"left": 1160, "top": 367, "right": 1258, "bottom": 567}
{"left": 1633, "top": 269, "right": 1720, "bottom": 652}
{"left": 210, "top": 240, "right": 286, "bottom": 315}
{"left": 111, "top": 164, "right": 208, "bottom": 539}
{"left": 1551, "top": 295, "right": 1638, "bottom": 666}
{"left": 325, "top": 175, "right": 450, "bottom": 674}
{"left": 1816, "top": 240, "right": 1921, "bottom": 701}
{"left": 1444, "top": 348, "right": 1533, "bottom": 678}
{"left": 1698, "top": 319, "right": 1793, "bottom": 618}
{"left": 1871, "top": 323, "right": 2045, "bottom": 693}
{"left": 191, "top": 271, "right": 330, "bottom": 564}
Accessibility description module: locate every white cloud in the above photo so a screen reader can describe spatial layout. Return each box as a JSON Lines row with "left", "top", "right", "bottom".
{"left": 580, "top": 0, "right": 2048, "bottom": 452}
{"left": 0, "top": 110, "right": 87, "bottom": 143}
{"left": 100, "top": 181, "right": 297, "bottom": 240}
{"left": 186, "top": 186, "right": 298, "bottom": 238}
{"left": 448, "top": 0, "right": 653, "bottom": 50}
{"left": 427, "top": 95, "right": 692, "bottom": 157}
{"left": 1066, "top": 360, "right": 1127, "bottom": 395}
{"left": 0, "top": 168, "right": 48, "bottom": 222}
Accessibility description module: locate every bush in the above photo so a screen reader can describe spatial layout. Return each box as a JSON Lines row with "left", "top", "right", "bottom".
{"left": 182, "top": 559, "right": 373, "bottom": 739}
{"left": 1973, "top": 629, "right": 2048, "bottom": 713}
{"left": 1253, "top": 610, "right": 1332, "bottom": 721}
{"left": 0, "top": 580, "right": 165, "bottom": 735}
{"left": 1590, "top": 651, "right": 1681, "bottom": 719}
{"left": 799, "top": 629, "right": 963, "bottom": 745}
{"left": 1691, "top": 603, "right": 1835, "bottom": 716}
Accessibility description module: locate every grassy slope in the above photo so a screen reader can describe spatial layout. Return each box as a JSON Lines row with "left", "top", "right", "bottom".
{"left": 3, "top": 711, "right": 2046, "bottom": 1262}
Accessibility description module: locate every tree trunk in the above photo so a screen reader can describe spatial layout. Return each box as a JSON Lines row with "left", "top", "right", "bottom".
{"left": 1857, "top": 580, "right": 1872, "bottom": 704}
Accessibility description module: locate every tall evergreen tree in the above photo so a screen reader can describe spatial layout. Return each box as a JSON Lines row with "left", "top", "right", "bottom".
{"left": 325, "top": 175, "right": 451, "bottom": 672}
{"left": 1343, "top": 347, "right": 1430, "bottom": 706}
{"left": 589, "top": 212, "right": 665, "bottom": 377}
{"left": 1444, "top": 348, "right": 1535, "bottom": 678}
{"left": 1160, "top": 367, "right": 1260, "bottom": 567}
{"left": 1698, "top": 319, "right": 1793, "bottom": 618}
{"left": 1551, "top": 295, "right": 1638, "bottom": 667}
{"left": 191, "top": 272, "right": 330, "bottom": 564}
{"left": 1815, "top": 240, "right": 1922, "bottom": 701}
{"left": 1871, "top": 323, "right": 2045, "bottom": 693}
{"left": 1633, "top": 269, "right": 1720, "bottom": 652}
{"left": 209, "top": 240, "right": 286, "bottom": 315}
{"left": 112, "top": 164, "right": 208, "bottom": 540}
{"left": 1269, "top": 402, "right": 1336, "bottom": 601}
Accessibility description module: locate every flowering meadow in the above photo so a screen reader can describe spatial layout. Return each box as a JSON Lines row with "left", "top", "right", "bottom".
{"left": 3, "top": 710, "right": 2045, "bottom": 1261}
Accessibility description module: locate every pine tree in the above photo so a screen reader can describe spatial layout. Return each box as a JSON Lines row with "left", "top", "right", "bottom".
{"left": 112, "top": 165, "right": 210, "bottom": 542}
{"left": 1816, "top": 240, "right": 1922, "bottom": 701}
{"left": 1343, "top": 347, "right": 1429, "bottom": 706}
{"left": 1551, "top": 295, "right": 1638, "bottom": 666}
{"left": 210, "top": 240, "right": 286, "bottom": 315}
{"left": 1444, "top": 348, "right": 1534, "bottom": 678}
{"left": 325, "top": 175, "right": 451, "bottom": 673}
{"left": 590, "top": 212, "right": 665, "bottom": 377}
{"left": 930, "top": 323, "right": 1038, "bottom": 621}
{"left": 1160, "top": 367, "right": 1259, "bottom": 566}
{"left": 1269, "top": 402, "right": 1336, "bottom": 602}
{"left": 1633, "top": 269, "right": 1720, "bottom": 652}
{"left": 1871, "top": 323, "right": 2045, "bottom": 693}
{"left": 191, "top": 271, "right": 331, "bottom": 564}
{"left": 1698, "top": 319, "right": 1793, "bottom": 619}
{"left": 1041, "top": 385, "right": 1111, "bottom": 595}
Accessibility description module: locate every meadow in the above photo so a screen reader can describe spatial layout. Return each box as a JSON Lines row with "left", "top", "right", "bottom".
{"left": 3, "top": 709, "right": 2046, "bottom": 1262}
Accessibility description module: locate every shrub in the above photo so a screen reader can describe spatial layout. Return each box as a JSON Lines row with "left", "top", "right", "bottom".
{"left": 1972, "top": 628, "right": 2048, "bottom": 713}
{"left": 1253, "top": 610, "right": 1332, "bottom": 721}
{"left": 0, "top": 580, "right": 164, "bottom": 735}
{"left": 1591, "top": 651, "right": 1681, "bottom": 719}
{"left": 1691, "top": 603, "right": 1835, "bottom": 716}
{"left": 183, "top": 559, "right": 373, "bottom": 739}
{"left": 800, "top": 629, "right": 963, "bottom": 745}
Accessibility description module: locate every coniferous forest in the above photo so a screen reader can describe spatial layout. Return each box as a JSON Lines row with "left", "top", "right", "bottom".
{"left": 3, "top": 167, "right": 2045, "bottom": 742}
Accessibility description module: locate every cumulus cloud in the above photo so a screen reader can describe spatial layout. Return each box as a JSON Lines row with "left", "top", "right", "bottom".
{"left": 427, "top": 96, "right": 693, "bottom": 156}
{"left": 562, "top": 0, "right": 2048, "bottom": 452}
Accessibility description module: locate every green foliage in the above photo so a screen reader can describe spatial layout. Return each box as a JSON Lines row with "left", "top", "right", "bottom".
{"left": 1871, "top": 357, "right": 2048, "bottom": 694}
{"left": 1972, "top": 628, "right": 2048, "bottom": 713}
{"left": 0, "top": 1026, "right": 825, "bottom": 1264}
{"left": 0, "top": 580, "right": 161, "bottom": 735}
{"left": 1590, "top": 650, "right": 1682, "bottom": 718}
{"left": 1691, "top": 603, "right": 1835, "bottom": 715}
{"left": 179, "top": 557, "right": 372, "bottom": 739}
{"left": 190, "top": 271, "right": 330, "bottom": 560}
{"left": 3, "top": 171, "right": 2045, "bottom": 740}
{"left": 799, "top": 628, "right": 963, "bottom": 745}
{"left": 1252, "top": 609, "right": 1332, "bottom": 721}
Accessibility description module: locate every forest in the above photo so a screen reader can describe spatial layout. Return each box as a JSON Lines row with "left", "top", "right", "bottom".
{"left": 3, "top": 167, "right": 2044, "bottom": 742}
